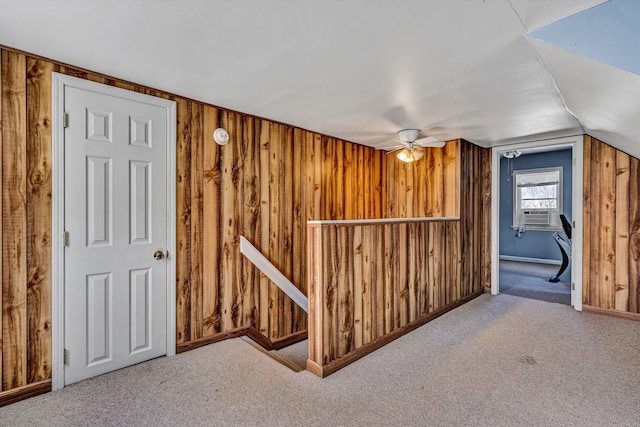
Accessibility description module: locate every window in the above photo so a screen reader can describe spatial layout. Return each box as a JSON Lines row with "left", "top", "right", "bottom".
{"left": 512, "top": 167, "right": 563, "bottom": 230}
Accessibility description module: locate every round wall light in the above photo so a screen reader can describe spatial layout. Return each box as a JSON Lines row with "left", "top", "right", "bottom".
{"left": 213, "top": 128, "right": 230, "bottom": 145}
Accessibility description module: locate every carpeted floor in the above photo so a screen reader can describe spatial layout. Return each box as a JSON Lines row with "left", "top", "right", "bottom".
{"left": 2, "top": 294, "right": 639, "bottom": 426}
{"left": 499, "top": 260, "right": 571, "bottom": 305}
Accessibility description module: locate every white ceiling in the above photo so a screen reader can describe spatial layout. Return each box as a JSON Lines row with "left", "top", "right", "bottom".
{"left": 4, "top": 0, "right": 638, "bottom": 158}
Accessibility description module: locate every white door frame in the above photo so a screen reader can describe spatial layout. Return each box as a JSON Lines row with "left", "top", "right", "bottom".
{"left": 51, "top": 73, "right": 177, "bottom": 390}
{"left": 490, "top": 135, "right": 583, "bottom": 311}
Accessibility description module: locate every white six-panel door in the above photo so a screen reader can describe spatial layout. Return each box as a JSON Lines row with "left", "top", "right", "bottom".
{"left": 63, "top": 84, "right": 170, "bottom": 385}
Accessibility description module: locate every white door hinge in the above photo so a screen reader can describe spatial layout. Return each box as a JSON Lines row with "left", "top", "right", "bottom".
{"left": 63, "top": 112, "right": 69, "bottom": 128}
{"left": 572, "top": 221, "right": 576, "bottom": 229}
{"left": 64, "top": 349, "right": 69, "bottom": 365}
{"left": 63, "top": 231, "right": 69, "bottom": 247}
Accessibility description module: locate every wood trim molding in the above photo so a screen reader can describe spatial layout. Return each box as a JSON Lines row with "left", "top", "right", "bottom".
{"left": 307, "top": 290, "right": 484, "bottom": 378}
{"left": 270, "top": 330, "right": 308, "bottom": 350}
{"left": 176, "top": 327, "right": 252, "bottom": 353}
{"left": 583, "top": 305, "right": 640, "bottom": 322}
{"left": 307, "top": 216, "right": 460, "bottom": 226}
{"left": 0, "top": 380, "right": 51, "bottom": 407}
{"left": 176, "top": 327, "right": 308, "bottom": 353}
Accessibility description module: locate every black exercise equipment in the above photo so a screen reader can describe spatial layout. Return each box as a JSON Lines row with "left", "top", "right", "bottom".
{"left": 549, "top": 214, "right": 571, "bottom": 283}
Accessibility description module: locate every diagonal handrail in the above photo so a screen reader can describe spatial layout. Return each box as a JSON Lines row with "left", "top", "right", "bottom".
{"left": 239, "top": 236, "right": 308, "bottom": 313}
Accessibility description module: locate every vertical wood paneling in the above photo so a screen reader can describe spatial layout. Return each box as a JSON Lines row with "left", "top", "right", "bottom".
{"left": 321, "top": 136, "right": 332, "bottom": 220}
{"left": 220, "top": 111, "right": 243, "bottom": 330}
{"left": 0, "top": 48, "right": 4, "bottom": 387}
{"left": 387, "top": 142, "right": 459, "bottom": 219}
{"left": 408, "top": 223, "right": 417, "bottom": 321}
{"left": 307, "top": 140, "right": 489, "bottom": 376}
{"left": 307, "top": 216, "right": 482, "bottom": 375}
{"left": 459, "top": 140, "right": 471, "bottom": 297}
{"left": 582, "top": 136, "right": 592, "bottom": 306}
{"left": 629, "top": 157, "right": 640, "bottom": 313}
{"left": 175, "top": 99, "right": 191, "bottom": 344}
{"left": 375, "top": 224, "right": 384, "bottom": 338}
{"left": 268, "top": 122, "right": 283, "bottom": 339}
{"left": 362, "top": 148, "right": 378, "bottom": 219}
{"left": 443, "top": 140, "right": 460, "bottom": 216}
{"left": 427, "top": 222, "right": 436, "bottom": 313}
{"left": 599, "top": 143, "right": 616, "bottom": 309}
{"left": 258, "top": 119, "right": 271, "bottom": 336}
{"left": 242, "top": 117, "right": 260, "bottom": 327}
{"left": 383, "top": 224, "right": 393, "bottom": 333}
{"left": 398, "top": 224, "right": 408, "bottom": 326}
{"left": 2, "top": 51, "right": 28, "bottom": 390}
{"left": 584, "top": 137, "right": 640, "bottom": 315}
{"left": 337, "top": 226, "right": 352, "bottom": 356}
{"left": 480, "top": 148, "right": 492, "bottom": 292}
{"left": 414, "top": 157, "right": 426, "bottom": 217}
{"left": 282, "top": 126, "right": 294, "bottom": 334}
{"left": 471, "top": 147, "right": 481, "bottom": 293}
{"left": 405, "top": 164, "right": 414, "bottom": 218}
{"left": 417, "top": 222, "right": 428, "bottom": 316}
{"left": 190, "top": 103, "right": 204, "bottom": 340}
{"left": 431, "top": 148, "right": 444, "bottom": 216}
{"left": 344, "top": 143, "right": 353, "bottom": 220}
{"left": 361, "top": 226, "right": 372, "bottom": 344}
{"left": 615, "top": 151, "right": 630, "bottom": 311}
{"left": 313, "top": 135, "right": 323, "bottom": 221}
{"left": 397, "top": 159, "right": 407, "bottom": 218}
{"left": 386, "top": 153, "right": 397, "bottom": 217}
{"left": 291, "top": 129, "right": 305, "bottom": 332}
{"left": 356, "top": 145, "right": 364, "bottom": 219}
{"left": 323, "top": 226, "right": 336, "bottom": 363}
{"left": 306, "top": 225, "right": 323, "bottom": 368}
{"left": 589, "top": 140, "right": 602, "bottom": 307}
{"left": 202, "top": 106, "right": 221, "bottom": 335}
{"left": 353, "top": 226, "right": 363, "bottom": 347}
{"left": 332, "top": 138, "right": 344, "bottom": 220}
{"left": 26, "top": 58, "right": 54, "bottom": 384}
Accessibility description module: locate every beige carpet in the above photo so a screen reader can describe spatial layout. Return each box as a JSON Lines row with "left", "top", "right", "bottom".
{"left": 2, "top": 294, "right": 639, "bottom": 426}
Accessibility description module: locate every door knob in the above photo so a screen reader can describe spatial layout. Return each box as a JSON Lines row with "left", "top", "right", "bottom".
{"left": 153, "top": 250, "right": 167, "bottom": 260}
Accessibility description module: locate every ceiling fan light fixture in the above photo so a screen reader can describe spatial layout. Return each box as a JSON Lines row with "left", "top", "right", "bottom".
{"left": 412, "top": 146, "right": 424, "bottom": 161}
{"left": 397, "top": 148, "right": 415, "bottom": 163}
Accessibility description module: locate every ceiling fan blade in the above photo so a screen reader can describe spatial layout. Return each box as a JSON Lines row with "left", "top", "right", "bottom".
{"left": 415, "top": 136, "right": 445, "bottom": 148}
{"left": 379, "top": 140, "right": 411, "bottom": 151}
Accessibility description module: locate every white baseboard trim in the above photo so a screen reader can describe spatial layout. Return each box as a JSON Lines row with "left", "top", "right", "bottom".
{"left": 499, "top": 255, "right": 562, "bottom": 265}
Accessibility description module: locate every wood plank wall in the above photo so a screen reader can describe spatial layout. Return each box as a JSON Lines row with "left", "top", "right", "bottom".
{"left": 386, "top": 140, "right": 460, "bottom": 218}
{"left": 307, "top": 220, "right": 483, "bottom": 377}
{"left": 307, "top": 141, "right": 491, "bottom": 377}
{"left": 1, "top": 50, "right": 55, "bottom": 395}
{"left": 460, "top": 141, "right": 493, "bottom": 294}
{"left": 0, "top": 44, "right": 493, "bottom": 401}
{"left": 0, "top": 46, "right": 390, "bottom": 398}
{"left": 387, "top": 140, "right": 491, "bottom": 291}
{"left": 583, "top": 136, "right": 640, "bottom": 316}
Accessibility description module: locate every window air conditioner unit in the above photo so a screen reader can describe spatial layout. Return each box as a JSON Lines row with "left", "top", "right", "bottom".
{"left": 522, "top": 210, "right": 550, "bottom": 226}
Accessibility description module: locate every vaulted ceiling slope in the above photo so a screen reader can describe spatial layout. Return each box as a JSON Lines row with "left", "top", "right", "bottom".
{"left": 2, "top": 0, "right": 638, "bottom": 158}
{"left": 527, "top": 0, "right": 640, "bottom": 159}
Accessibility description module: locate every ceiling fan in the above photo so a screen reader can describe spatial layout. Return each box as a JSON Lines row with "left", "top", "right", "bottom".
{"left": 388, "top": 129, "right": 446, "bottom": 163}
